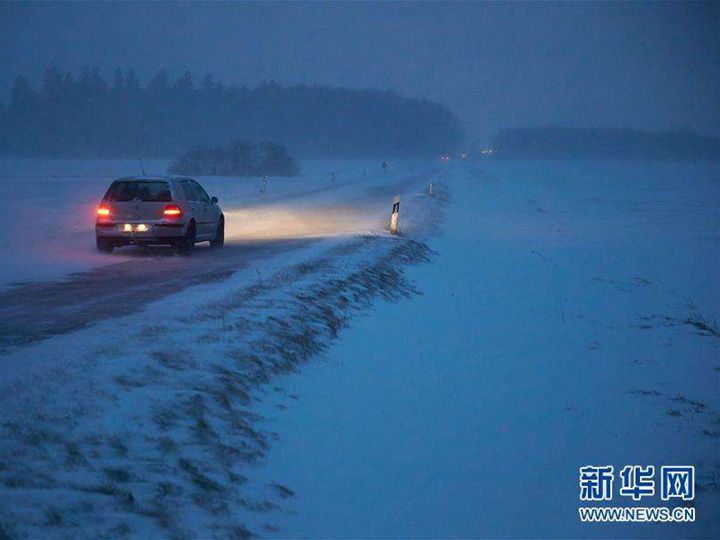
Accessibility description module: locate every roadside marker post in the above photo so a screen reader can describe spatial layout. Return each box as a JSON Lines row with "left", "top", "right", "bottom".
{"left": 260, "top": 176, "right": 268, "bottom": 193}
{"left": 428, "top": 182, "right": 434, "bottom": 196}
{"left": 390, "top": 195, "right": 400, "bottom": 234}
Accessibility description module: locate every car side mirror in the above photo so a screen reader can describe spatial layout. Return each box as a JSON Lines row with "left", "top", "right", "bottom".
{"left": 210, "top": 196, "right": 218, "bottom": 204}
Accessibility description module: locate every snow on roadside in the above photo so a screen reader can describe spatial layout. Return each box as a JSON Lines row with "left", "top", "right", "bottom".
{"left": 240, "top": 159, "right": 720, "bottom": 538}
{"left": 0, "top": 160, "right": 445, "bottom": 538}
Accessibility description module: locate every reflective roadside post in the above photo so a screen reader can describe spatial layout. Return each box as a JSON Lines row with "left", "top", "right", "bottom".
{"left": 428, "top": 182, "right": 434, "bottom": 196}
{"left": 260, "top": 176, "right": 268, "bottom": 193}
{"left": 390, "top": 195, "right": 400, "bottom": 234}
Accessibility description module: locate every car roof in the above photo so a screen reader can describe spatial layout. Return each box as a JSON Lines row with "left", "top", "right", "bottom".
{"left": 112, "top": 175, "right": 195, "bottom": 184}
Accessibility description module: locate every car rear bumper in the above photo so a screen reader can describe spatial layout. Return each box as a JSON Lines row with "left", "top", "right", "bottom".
{"left": 96, "top": 221, "right": 187, "bottom": 244}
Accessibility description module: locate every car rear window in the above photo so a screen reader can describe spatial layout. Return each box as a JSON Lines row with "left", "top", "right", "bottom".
{"left": 105, "top": 181, "right": 172, "bottom": 202}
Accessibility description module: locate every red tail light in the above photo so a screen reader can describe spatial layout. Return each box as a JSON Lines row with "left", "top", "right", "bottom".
{"left": 163, "top": 204, "right": 183, "bottom": 217}
{"left": 96, "top": 206, "right": 110, "bottom": 217}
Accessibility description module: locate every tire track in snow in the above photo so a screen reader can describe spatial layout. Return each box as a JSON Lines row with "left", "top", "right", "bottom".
{"left": 0, "top": 239, "right": 317, "bottom": 351}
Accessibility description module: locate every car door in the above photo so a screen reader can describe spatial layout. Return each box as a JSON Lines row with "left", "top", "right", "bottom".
{"left": 191, "top": 180, "right": 217, "bottom": 239}
{"left": 180, "top": 179, "right": 201, "bottom": 235}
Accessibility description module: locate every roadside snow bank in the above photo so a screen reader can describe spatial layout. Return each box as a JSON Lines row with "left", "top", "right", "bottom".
{"left": 242, "top": 159, "right": 719, "bottom": 538}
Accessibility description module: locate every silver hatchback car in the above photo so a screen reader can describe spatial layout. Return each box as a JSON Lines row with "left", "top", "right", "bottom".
{"left": 95, "top": 176, "right": 224, "bottom": 254}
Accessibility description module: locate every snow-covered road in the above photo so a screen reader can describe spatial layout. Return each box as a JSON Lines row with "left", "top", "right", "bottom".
{"left": 0, "top": 159, "right": 436, "bottom": 350}
{"left": 0, "top": 158, "right": 432, "bottom": 287}
{"left": 0, "top": 239, "right": 318, "bottom": 350}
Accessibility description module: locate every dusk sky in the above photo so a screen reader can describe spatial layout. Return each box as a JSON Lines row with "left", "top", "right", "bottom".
{"left": 1, "top": 1, "right": 718, "bottom": 145}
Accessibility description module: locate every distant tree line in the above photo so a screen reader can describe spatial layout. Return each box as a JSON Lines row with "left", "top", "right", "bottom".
{"left": 0, "top": 65, "right": 463, "bottom": 159}
{"left": 492, "top": 127, "right": 720, "bottom": 161}
{"left": 170, "top": 140, "right": 299, "bottom": 177}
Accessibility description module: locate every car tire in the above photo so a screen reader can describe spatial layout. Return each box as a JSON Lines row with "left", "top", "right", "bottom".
{"left": 96, "top": 236, "right": 114, "bottom": 253}
{"left": 176, "top": 221, "right": 196, "bottom": 255}
{"left": 210, "top": 216, "right": 224, "bottom": 249}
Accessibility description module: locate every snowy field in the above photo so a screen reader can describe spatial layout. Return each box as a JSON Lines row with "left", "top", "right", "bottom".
{"left": 0, "top": 157, "right": 718, "bottom": 538}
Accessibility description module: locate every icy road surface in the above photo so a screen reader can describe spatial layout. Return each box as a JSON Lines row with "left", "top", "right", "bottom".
{"left": 0, "top": 158, "right": 429, "bottom": 287}
{"left": 0, "top": 159, "right": 435, "bottom": 349}
{"left": 0, "top": 158, "right": 718, "bottom": 538}
{"left": 0, "top": 239, "right": 317, "bottom": 350}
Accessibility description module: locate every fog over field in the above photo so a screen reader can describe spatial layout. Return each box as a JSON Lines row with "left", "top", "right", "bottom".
{"left": 0, "top": 2, "right": 718, "bottom": 539}
{"left": 0, "top": 2, "right": 718, "bottom": 148}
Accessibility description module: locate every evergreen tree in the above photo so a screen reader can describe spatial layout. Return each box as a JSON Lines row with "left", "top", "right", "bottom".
{"left": 124, "top": 69, "right": 140, "bottom": 92}
{"left": 9, "top": 76, "right": 35, "bottom": 112}
{"left": 112, "top": 68, "right": 125, "bottom": 92}
{"left": 40, "top": 63, "right": 64, "bottom": 102}
{"left": 148, "top": 69, "right": 170, "bottom": 94}
{"left": 174, "top": 71, "right": 194, "bottom": 92}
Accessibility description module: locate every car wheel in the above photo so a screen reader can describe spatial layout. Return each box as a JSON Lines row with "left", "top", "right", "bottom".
{"left": 210, "top": 217, "right": 224, "bottom": 249}
{"left": 176, "top": 221, "right": 196, "bottom": 255}
{"left": 96, "top": 236, "right": 114, "bottom": 253}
